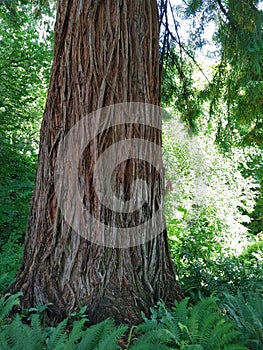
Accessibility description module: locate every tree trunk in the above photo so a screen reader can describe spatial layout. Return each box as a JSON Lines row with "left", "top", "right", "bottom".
{"left": 9, "top": 0, "right": 183, "bottom": 324}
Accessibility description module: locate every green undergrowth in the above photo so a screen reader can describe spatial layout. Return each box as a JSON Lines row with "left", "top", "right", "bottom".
{"left": 1, "top": 292, "right": 262, "bottom": 349}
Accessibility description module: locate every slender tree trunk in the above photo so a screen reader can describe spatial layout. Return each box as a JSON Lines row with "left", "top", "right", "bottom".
{"left": 9, "top": 0, "right": 183, "bottom": 324}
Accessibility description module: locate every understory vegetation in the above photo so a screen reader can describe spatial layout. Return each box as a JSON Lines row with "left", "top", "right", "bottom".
{"left": 0, "top": 0, "right": 263, "bottom": 349}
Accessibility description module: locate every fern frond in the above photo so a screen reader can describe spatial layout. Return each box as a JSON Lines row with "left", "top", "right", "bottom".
{"left": 223, "top": 292, "right": 247, "bottom": 330}
{"left": 0, "top": 292, "right": 22, "bottom": 322}
{"left": 28, "top": 313, "right": 47, "bottom": 348}
{"left": 209, "top": 320, "right": 241, "bottom": 348}
{"left": 130, "top": 329, "right": 174, "bottom": 349}
{"left": 223, "top": 344, "right": 248, "bottom": 350}
{"left": 172, "top": 297, "right": 190, "bottom": 325}
{"left": 186, "top": 297, "right": 217, "bottom": 345}
{"left": 46, "top": 317, "right": 68, "bottom": 350}
{"left": 223, "top": 291, "right": 263, "bottom": 349}
{"left": 130, "top": 341, "right": 171, "bottom": 350}
{"left": 138, "top": 315, "right": 180, "bottom": 347}
{"left": 136, "top": 297, "right": 246, "bottom": 349}
{"left": 65, "top": 318, "right": 86, "bottom": 349}
{"left": 97, "top": 323, "right": 127, "bottom": 350}
{"left": 76, "top": 318, "right": 125, "bottom": 350}
{"left": 0, "top": 314, "right": 47, "bottom": 350}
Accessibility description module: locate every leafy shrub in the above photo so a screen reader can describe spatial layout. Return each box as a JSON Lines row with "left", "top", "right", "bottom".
{"left": 163, "top": 120, "right": 258, "bottom": 260}
{"left": 173, "top": 234, "right": 263, "bottom": 303}
{"left": 163, "top": 120, "right": 262, "bottom": 306}
{"left": 0, "top": 142, "right": 36, "bottom": 249}
{"left": 0, "top": 238, "right": 24, "bottom": 292}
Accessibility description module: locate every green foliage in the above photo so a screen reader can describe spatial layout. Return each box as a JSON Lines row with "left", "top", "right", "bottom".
{"left": 174, "top": 0, "right": 263, "bottom": 146}
{"left": 223, "top": 291, "right": 263, "bottom": 350}
{"left": 0, "top": 314, "right": 47, "bottom": 350}
{"left": 241, "top": 148, "right": 263, "bottom": 236}
{"left": 239, "top": 235, "right": 263, "bottom": 265}
{"left": 0, "top": 292, "right": 22, "bottom": 324}
{"left": 221, "top": 5, "right": 263, "bottom": 145}
{"left": 163, "top": 119, "right": 258, "bottom": 261}
{"left": 132, "top": 297, "right": 246, "bottom": 349}
{"left": 0, "top": 3, "right": 262, "bottom": 349}
{"left": 161, "top": 51, "right": 202, "bottom": 131}
{"left": 0, "top": 2, "right": 52, "bottom": 145}
{"left": 177, "top": 253, "right": 263, "bottom": 303}
{"left": 0, "top": 294, "right": 128, "bottom": 350}
{"left": 163, "top": 119, "right": 262, "bottom": 307}
{"left": 0, "top": 142, "right": 36, "bottom": 247}
{"left": 168, "top": 191, "right": 263, "bottom": 300}
{"left": 0, "top": 240, "right": 23, "bottom": 292}
{"left": 0, "top": 293, "right": 254, "bottom": 349}
{"left": 0, "top": 1, "right": 53, "bottom": 283}
{"left": 77, "top": 319, "right": 127, "bottom": 350}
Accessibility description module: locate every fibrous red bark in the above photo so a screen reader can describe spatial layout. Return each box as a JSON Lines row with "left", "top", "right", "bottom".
{"left": 9, "top": 0, "right": 183, "bottom": 324}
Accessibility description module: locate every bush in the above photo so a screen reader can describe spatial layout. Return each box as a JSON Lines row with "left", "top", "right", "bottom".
{"left": 0, "top": 239, "right": 23, "bottom": 293}
{"left": 169, "top": 232, "right": 263, "bottom": 305}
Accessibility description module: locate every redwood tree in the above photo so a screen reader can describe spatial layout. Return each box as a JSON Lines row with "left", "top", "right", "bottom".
{"left": 10, "top": 0, "right": 183, "bottom": 324}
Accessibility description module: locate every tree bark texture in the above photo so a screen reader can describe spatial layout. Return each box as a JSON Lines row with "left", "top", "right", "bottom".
{"left": 9, "top": 0, "right": 183, "bottom": 324}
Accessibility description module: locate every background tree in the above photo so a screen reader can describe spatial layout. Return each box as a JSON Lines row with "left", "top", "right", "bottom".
{"left": 0, "top": 1, "right": 53, "bottom": 289}
{"left": 9, "top": 0, "right": 183, "bottom": 324}
{"left": 161, "top": 0, "right": 263, "bottom": 146}
{"left": 159, "top": 0, "right": 263, "bottom": 239}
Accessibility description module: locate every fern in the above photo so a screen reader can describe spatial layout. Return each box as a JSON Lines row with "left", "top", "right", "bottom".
{"left": 0, "top": 314, "right": 47, "bottom": 350}
{"left": 0, "top": 292, "right": 22, "bottom": 323}
{"left": 131, "top": 297, "right": 247, "bottom": 350}
{"left": 172, "top": 297, "right": 190, "bottom": 326}
{"left": 223, "top": 291, "right": 263, "bottom": 349}
{"left": 65, "top": 319, "right": 87, "bottom": 349}
{"left": 0, "top": 293, "right": 253, "bottom": 349}
{"left": 0, "top": 292, "right": 128, "bottom": 350}
{"left": 29, "top": 314, "right": 48, "bottom": 348}
{"left": 130, "top": 343, "right": 171, "bottom": 350}
{"left": 46, "top": 318, "right": 68, "bottom": 350}
{"left": 96, "top": 323, "right": 128, "bottom": 350}
{"left": 0, "top": 273, "right": 15, "bottom": 293}
{"left": 185, "top": 297, "right": 240, "bottom": 348}
{"left": 77, "top": 318, "right": 127, "bottom": 350}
